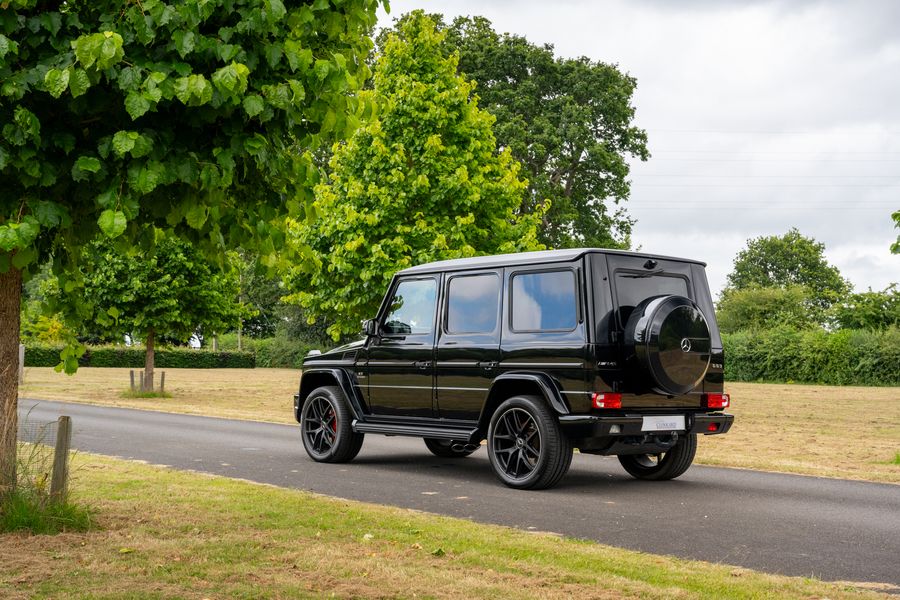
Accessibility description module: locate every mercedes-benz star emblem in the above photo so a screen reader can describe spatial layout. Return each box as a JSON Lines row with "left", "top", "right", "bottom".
{"left": 680, "top": 338, "right": 692, "bottom": 352}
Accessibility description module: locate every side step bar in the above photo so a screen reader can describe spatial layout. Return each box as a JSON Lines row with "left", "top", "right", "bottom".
{"left": 352, "top": 420, "right": 479, "bottom": 443}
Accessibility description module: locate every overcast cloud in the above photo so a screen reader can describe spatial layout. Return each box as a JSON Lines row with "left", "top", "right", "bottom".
{"left": 377, "top": 0, "right": 900, "bottom": 296}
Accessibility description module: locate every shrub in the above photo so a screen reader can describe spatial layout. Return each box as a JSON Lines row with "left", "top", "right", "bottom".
{"left": 25, "top": 345, "right": 255, "bottom": 369}
{"left": 723, "top": 326, "right": 900, "bottom": 386}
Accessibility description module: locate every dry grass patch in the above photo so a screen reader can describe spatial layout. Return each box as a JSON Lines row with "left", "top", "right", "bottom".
{"left": 698, "top": 382, "right": 900, "bottom": 483}
{"left": 0, "top": 454, "right": 892, "bottom": 600}
{"left": 20, "top": 367, "right": 299, "bottom": 423}
{"left": 20, "top": 368, "right": 900, "bottom": 483}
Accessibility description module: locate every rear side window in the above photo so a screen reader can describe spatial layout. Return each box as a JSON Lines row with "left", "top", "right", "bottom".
{"left": 511, "top": 270, "right": 577, "bottom": 331}
{"left": 446, "top": 274, "right": 501, "bottom": 334}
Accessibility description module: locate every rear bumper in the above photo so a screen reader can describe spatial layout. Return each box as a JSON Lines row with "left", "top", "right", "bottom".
{"left": 559, "top": 411, "right": 733, "bottom": 437}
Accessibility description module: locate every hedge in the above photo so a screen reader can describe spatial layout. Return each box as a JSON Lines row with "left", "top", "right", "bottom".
{"left": 215, "top": 333, "right": 323, "bottom": 369}
{"left": 722, "top": 326, "right": 900, "bottom": 386}
{"left": 25, "top": 345, "right": 255, "bottom": 369}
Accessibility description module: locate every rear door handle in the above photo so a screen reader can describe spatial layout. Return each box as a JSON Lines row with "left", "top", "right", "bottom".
{"left": 414, "top": 360, "right": 432, "bottom": 369}
{"left": 477, "top": 361, "right": 498, "bottom": 370}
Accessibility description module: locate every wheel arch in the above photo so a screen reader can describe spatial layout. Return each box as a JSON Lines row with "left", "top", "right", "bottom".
{"left": 296, "top": 368, "right": 363, "bottom": 423}
{"left": 477, "top": 372, "right": 570, "bottom": 433}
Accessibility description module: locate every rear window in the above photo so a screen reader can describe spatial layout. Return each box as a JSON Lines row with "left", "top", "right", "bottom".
{"left": 614, "top": 272, "right": 689, "bottom": 325}
{"left": 511, "top": 270, "right": 577, "bottom": 331}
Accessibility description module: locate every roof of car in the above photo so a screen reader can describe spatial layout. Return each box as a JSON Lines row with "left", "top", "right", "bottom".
{"left": 397, "top": 248, "right": 706, "bottom": 275}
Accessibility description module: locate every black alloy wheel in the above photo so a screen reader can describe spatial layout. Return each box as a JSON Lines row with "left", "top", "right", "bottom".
{"left": 300, "top": 386, "right": 364, "bottom": 463}
{"left": 487, "top": 395, "right": 572, "bottom": 490}
{"left": 424, "top": 438, "right": 478, "bottom": 458}
{"left": 617, "top": 433, "right": 697, "bottom": 481}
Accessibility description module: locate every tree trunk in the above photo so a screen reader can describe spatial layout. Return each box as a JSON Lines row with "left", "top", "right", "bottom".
{"left": 0, "top": 266, "right": 23, "bottom": 495}
{"left": 144, "top": 328, "right": 155, "bottom": 392}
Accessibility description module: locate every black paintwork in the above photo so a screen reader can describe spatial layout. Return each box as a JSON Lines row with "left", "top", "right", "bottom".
{"left": 299, "top": 248, "right": 731, "bottom": 450}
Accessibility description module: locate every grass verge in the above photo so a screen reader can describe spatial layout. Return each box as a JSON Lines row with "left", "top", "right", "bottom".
{"left": 20, "top": 368, "right": 900, "bottom": 483}
{"left": 0, "top": 453, "right": 893, "bottom": 599}
{"left": 0, "top": 487, "right": 92, "bottom": 535}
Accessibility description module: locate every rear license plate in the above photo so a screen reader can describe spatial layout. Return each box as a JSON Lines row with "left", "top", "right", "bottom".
{"left": 641, "top": 415, "right": 686, "bottom": 432}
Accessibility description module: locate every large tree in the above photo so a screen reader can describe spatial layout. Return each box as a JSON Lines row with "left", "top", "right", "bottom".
{"left": 77, "top": 236, "right": 242, "bottom": 389}
{"left": 892, "top": 210, "right": 899, "bottom": 254}
{"left": 0, "top": 0, "right": 381, "bottom": 492}
{"left": 287, "top": 12, "right": 543, "bottom": 339}
{"left": 725, "top": 228, "right": 851, "bottom": 310}
{"left": 377, "top": 14, "right": 649, "bottom": 249}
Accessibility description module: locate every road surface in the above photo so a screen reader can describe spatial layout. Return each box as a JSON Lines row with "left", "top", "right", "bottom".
{"left": 18, "top": 398, "right": 900, "bottom": 588}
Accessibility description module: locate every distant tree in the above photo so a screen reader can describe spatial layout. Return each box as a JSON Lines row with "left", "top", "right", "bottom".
{"left": 0, "top": 0, "right": 381, "bottom": 491}
{"left": 78, "top": 236, "right": 242, "bottom": 390}
{"left": 287, "top": 12, "right": 543, "bottom": 339}
{"left": 892, "top": 210, "right": 899, "bottom": 254}
{"left": 830, "top": 285, "right": 900, "bottom": 330}
{"left": 726, "top": 228, "right": 851, "bottom": 310}
{"left": 377, "top": 13, "right": 649, "bottom": 249}
{"left": 716, "top": 285, "right": 820, "bottom": 333}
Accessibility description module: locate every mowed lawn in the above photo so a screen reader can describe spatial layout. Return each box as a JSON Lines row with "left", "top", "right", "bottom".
{"left": 1, "top": 454, "right": 894, "bottom": 599}
{"left": 20, "top": 367, "right": 900, "bottom": 483}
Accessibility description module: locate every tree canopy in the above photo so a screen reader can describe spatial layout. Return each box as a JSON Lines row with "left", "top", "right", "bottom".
{"left": 0, "top": 0, "right": 382, "bottom": 491}
{"left": 287, "top": 12, "right": 543, "bottom": 339}
{"left": 830, "top": 285, "right": 900, "bottom": 331}
{"left": 716, "top": 285, "right": 820, "bottom": 334}
{"left": 377, "top": 13, "right": 649, "bottom": 249}
{"left": 725, "top": 228, "right": 850, "bottom": 310}
{"left": 76, "top": 235, "right": 242, "bottom": 385}
{"left": 892, "top": 210, "right": 899, "bottom": 254}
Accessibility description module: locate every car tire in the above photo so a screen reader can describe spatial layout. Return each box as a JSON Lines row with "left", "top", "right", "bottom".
{"left": 487, "top": 395, "right": 572, "bottom": 490}
{"left": 300, "top": 385, "right": 364, "bottom": 463}
{"left": 424, "top": 438, "right": 478, "bottom": 458}
{"left": 617, "top": 433, "right": 697, "bottom": 481}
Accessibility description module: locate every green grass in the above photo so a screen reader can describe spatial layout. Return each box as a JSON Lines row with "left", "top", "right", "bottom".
{"left": 120, "top": 388, "right": 173, "bottom": 399}
{"left": 0, "top": 488, "right": 93, "bottom": 535}
{"left": 891, "top": 452, "right": 900, "bottom": 466}
{"left": 0, "top": 454, "right": 893, "bottom": 599}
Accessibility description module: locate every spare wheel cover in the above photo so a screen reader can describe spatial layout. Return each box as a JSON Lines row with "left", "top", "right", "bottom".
{"left": 627, "top": 295, "right": 711, "bottom": 396}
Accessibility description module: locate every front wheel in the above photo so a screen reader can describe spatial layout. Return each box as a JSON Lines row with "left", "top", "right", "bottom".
{"left": 487, "top": 395, "right": 572, "bottom": 490}
{"left": 617, "top": 433, "right": 697, "bottom": 481}
{"left": 300, "top": 386, "right": 364, "bottom": 463}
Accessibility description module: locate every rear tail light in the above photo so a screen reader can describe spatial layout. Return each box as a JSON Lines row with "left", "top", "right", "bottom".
{"left": 704, "top": 393, "right": 730, "bottom": 409}
{"left": 592, "top": 392, "right": 622, "bottom": 409}
{"left": 707, "top": 422, "right": 720, "bottom": 432}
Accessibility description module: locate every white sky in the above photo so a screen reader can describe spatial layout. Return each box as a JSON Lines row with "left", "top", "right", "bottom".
{"left": 376, "top": 0, "right": 900, "bottom": 296}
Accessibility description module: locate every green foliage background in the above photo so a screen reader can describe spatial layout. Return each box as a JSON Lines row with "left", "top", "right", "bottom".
{"left": 288, "top": 13, "right": 544, "bottom": 339}
{"left": 722, "top": 327, "right": 900, "bottom": 386}
{"left": 25, "top": 344, "right": 255, "bottom": 369}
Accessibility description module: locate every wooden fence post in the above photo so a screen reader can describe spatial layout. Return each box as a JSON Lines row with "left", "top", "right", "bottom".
{"left": 130, "top": 369, "right": 135, "bottom": 392}
{"left": 50, "top": 415, "right": 72, "bottom": 502}
{"left": 18, "top": 343, "right": 25, "bottom": 385}
{"left": 160, "top": 371, "right": 165, "bottom": 395}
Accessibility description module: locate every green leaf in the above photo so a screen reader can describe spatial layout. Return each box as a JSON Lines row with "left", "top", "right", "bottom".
{"left": 125, "top": 92, "right": 151, "bottom": 119}
{"left": 212, "top": 62, "right": 250, "bottom": 96}
{"left": 0, "top": 226, "right": 18, "bottom": 251}
{"left": 131, "top": 134, "right": 153, "bottom": 158}
{"left": 74, "top": 156, "right": 101, "bottom": 173}
{"left": 243, "top": 95, "right": 265, "bottom": 118}
{"left": 68, "top": 67, "right": 90, "bottom": 98}
{"left": 173, "top": 30, "right": 195, "bottom": 59}
{"left": 32, "top": 201, "right": 66, "bottom": 227}
{"left": 314, "top": 59, "right": 331, "bottom": 81}
{"left": 185, "top": 204, "right": 208, "bottom": 229}
{"left": 0, "top": 34, "right": 19, "bottom": 60}
{"left": 44, "top": 68, "right": 69, "bottom": 98}
{"left": 174, "top": 74, "right": 212, "bottom": 106}
{"left": 11, "top": 246, "right": 36, "bottom": 269}
{"left": 98, "top": 209, "right": 127, "bottom": 238}
{"left": 112, "top": 131, "right": 138, "bottom": 157}
{"left": 97, "top": 32, "right": 125, "bottom": 69}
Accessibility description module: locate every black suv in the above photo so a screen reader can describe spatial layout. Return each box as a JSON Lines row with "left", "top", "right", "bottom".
{"left": 295, "top": 248, "right": 733, "bottom": 489}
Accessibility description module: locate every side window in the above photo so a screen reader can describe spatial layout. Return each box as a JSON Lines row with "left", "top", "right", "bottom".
{"left": 446, "top": 273, "right": 501, "bottom": 334}
{"left": 511, "top": 270, "right": 577, "bottom": 331}
{"left": 382, "top": 278, "right": 437, "bottom": 335}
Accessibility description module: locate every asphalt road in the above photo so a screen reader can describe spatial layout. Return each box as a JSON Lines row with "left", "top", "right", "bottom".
{"left": 18, "top": 398, "right": 900, "bottom": 588}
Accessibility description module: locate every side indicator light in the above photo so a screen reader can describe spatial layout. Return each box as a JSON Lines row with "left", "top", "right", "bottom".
{"left": 592, "top": 392, "right": 622, "bottom": 409}
{"left": 704, "top": 393, "right": 730, "bottom": 409}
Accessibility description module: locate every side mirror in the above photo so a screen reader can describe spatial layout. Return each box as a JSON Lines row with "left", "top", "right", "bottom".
{"left": 362, "top": 319, "right": 377, "bottom": 337}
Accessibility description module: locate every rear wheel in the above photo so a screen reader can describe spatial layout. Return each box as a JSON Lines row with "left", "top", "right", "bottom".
{"left": 617, "top": 433, "right": 697, "bottom": 480}
{"left": 424, "top": 438, "right": 478, "bottom": 458}
{"left": 487, "top": 395, "right": 572, "bottom": 490}
{"left": 300, "top": 386, "right": 364, "bottom": 463}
